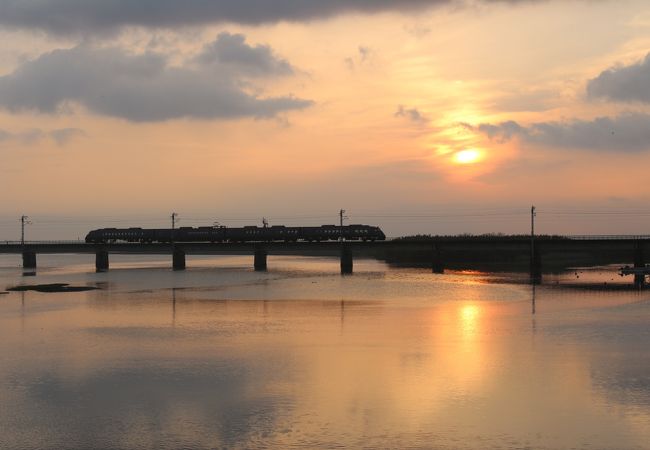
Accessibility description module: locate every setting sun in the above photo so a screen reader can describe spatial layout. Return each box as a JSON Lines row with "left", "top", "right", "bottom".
{"left": 453, "top": 149, "right": 482, "bottom": 165}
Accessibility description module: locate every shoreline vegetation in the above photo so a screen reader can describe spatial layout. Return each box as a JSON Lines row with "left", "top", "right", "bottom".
{"left": 378, "top": 234, "right": 634, "bottom": 273}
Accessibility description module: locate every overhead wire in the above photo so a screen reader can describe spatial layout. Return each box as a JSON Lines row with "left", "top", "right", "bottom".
{"left": 2, "top": 208, "right": 650, "bottom": 230}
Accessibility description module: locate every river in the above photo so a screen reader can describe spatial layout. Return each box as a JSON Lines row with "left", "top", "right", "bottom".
{"left": 0, "top": 254, "right": 649, "bottom": 449}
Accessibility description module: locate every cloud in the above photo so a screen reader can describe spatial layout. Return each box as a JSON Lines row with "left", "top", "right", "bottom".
{"left": 0, "top": 1, "right": 522, "bottom": 35}
{"left": 49, "top": 127, "right": 87, "bottom": 145}
{"left": 0, "top": 127, "right": 85, "bottom": 146}
{"left": 196, "top": 32, "right": 294, "bottom": 77}
{"left": 469, "top": 120, "right": 524, "bottom": 143}
{"left": 404, "top": 23, "right": 433, "bottom": 38}
{"left": 344, "top": 46, "right": 375, "bottom": 71}
{"left": 358, "top": 46, "right": 372, "bottom": 62}
{"left": 469, "top": 113, "right": 650, "bottom": 152}
{"left": 587, "top": 53, "right": 650, "bottom": 103}
{"left": 395, "top": 105, "right": 428, "bottom": 124}
{"left": 0, "top": 44, "right": 312, "bottom": 122}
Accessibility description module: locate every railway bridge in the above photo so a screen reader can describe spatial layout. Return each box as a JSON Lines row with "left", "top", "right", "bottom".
{"left": 1, "top": 237, "right": 650, "bottom": 283}
{"left": 0, "top": 241, "right": 366, "bottom": 274}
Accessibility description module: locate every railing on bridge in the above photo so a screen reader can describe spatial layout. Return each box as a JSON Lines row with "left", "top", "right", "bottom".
{"left": 3, "top": 236, "right": 650, "bottom": 245}
{"left": 3, "top": 235, "right": 650, "bottom": 245}
{"left": 0, "top": 240, "right": 84, "bottom": 245}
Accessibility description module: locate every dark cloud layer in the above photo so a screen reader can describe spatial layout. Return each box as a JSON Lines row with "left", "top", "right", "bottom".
{"left": 0, "top": 0, "right": 525, "bottom": 35}
{"left": 469, "top": 113, "right": 650, "bottom": 152}
{"left": 587, "top": 53, "right": 650, "bottom": 103}
{"left": 0, "top": 42, "right": 311, "bottom": 122}
{"left": 197, "top": 32, "right": 294, "bottom": 77}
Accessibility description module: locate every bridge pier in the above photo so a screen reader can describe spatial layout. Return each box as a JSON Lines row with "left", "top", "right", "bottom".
{"left": 530, "top": 245, "right": 542, "bottom": 285}
{"left": 340, "top": 244, "right": 353, "bottom": 274}
{"left": 95, "top": 250, "right": 109, "bottom": 272}
{"left": 254, "top": 246, "right": 268, "bottom": 272}
{"left": 634, "top": 241, "right": 645, "bottom": 287}
{"left": 22, "top": 250, "right": 36, "bottom": 269}
{"left": 431, "top": 244, "right": 444, "bottom": 274}
{"left": 173, "top": 248, "right": 186, "bottom": 271}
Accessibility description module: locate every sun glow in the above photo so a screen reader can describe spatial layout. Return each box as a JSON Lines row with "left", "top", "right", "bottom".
{"left": 453, "top": 149, "right": 482, "bottom": 165}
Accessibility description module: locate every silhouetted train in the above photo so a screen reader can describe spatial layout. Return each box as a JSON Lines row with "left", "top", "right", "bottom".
{"left": 85, "top": 225, "right": 386, "bottom": 244}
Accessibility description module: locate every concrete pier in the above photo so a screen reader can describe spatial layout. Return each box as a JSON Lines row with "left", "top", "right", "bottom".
{"left": 173, "top": 249, "right": 186, "bottom": 271}
{"left": 95, "top": 250, "right": 109, "bottom": 272}
{"left": 254, "top": 246, "right": 268, "bottom": 272}
{"left": 22, "top": 250, "right": 36, "bottom": 269}
{"left": 340, "top": 244, "right": 353, "bottom": 274}
{"left": 634, "top": 241, "right": 645, "bottom": 287}
{"left": 431, "top": 244, "right": 444, "bottom": 274}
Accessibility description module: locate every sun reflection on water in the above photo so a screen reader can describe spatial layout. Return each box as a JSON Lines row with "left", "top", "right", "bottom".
{"left": 460, "top": 304, "right": 480, "bottom": 336}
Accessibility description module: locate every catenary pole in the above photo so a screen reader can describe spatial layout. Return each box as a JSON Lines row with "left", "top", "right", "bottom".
{"left": 20, "top": 215, "right": 31, "bottom": 246}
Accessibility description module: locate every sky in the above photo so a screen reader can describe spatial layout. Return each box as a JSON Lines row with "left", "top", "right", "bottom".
{"left": 2, "top": 0, "right": 650, "bottom": 239}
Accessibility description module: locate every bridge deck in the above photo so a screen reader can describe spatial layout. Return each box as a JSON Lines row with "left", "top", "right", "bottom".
{"left": 0, "top": 238, "right": 648, "bottom": 255}
{"left": 0, "top": 241, "right": 382, "bottom": 255}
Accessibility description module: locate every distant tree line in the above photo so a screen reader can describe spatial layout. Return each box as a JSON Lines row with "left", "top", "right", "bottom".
{"left": 392, "top": 233, "right": 569, "bottom": 242}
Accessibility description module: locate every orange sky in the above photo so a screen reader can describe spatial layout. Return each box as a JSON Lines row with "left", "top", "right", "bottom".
{"left": 2, "top": 1, "right": 650, "bottom": 238}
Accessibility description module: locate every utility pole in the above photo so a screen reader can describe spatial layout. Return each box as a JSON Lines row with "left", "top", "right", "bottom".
{"left": 339, "top": 209, "right": 353, "bottom": 273}
{"left": 171, "top": 212, "right": 178, "bottom": 243}
{"left": 530, "top": 205, "right": 537, "bottom": 282}
{"left": 339, "top": 209, "right": 347, "bottom": 242}
{"left": 531, "top": 206, "right": 536, "bottom": 239}
{"left": 20, "top": 215, "right": 31, "bottom": 246}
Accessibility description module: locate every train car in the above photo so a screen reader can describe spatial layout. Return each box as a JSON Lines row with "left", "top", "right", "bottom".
{"left": 85, "top": 227, "right": 146, "bottom": 243}
{"left": 85, "top": 224, "right": 386, "bottom": 244}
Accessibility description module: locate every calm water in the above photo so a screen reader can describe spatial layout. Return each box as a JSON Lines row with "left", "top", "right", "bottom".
{"left": 1, "top": 254, "right": 649, "bottom": 449}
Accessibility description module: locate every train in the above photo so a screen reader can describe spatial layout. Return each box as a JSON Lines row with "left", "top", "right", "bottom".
{"left": 85, "top": 224, "right": 386, "bottom": 244}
